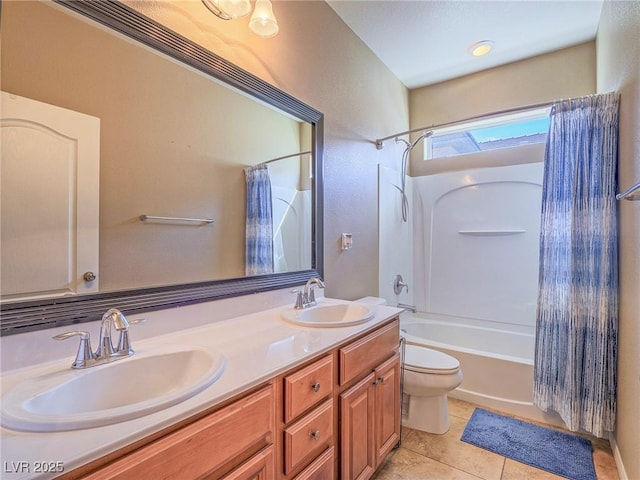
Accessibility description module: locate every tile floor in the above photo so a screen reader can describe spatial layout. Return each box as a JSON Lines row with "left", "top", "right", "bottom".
{"left": 372, "top": 398, "right": 620, "bottom": 480}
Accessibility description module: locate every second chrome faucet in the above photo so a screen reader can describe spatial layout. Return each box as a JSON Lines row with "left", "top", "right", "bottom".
{"left": 54, "top": 308, "right": 136, "bottom": 369}
{"left": 294, "top": 277, "right": 326, "bottom": 309}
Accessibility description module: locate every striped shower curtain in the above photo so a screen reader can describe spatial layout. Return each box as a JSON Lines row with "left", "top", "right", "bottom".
{"left": 534, "top": 92, "right": 619, "bottom": 438}
{"left": 244, "top": 165, "right": 274, "bottom": 276}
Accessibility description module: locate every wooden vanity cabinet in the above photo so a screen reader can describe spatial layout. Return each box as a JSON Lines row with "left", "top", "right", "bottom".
{"left": 66, "top": 318, "right": 399, "bottom": 480}
{"left": 77, "top": 384, "right": 276, "bottom": 480}
{"left": 339, "top": 322, "right": 401, "bottom": 480}
{"left": 278, "top": 318, "right": 400, "bottom": 480}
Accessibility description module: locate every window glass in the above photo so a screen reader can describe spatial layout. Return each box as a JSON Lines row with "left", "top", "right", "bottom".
{"left": 425, "top": 109, "right": 550, "bottom": 160}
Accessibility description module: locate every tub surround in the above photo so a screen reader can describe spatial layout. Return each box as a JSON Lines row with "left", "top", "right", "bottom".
{"left": 0, "top": 296, "right": 402, "bottom": 479}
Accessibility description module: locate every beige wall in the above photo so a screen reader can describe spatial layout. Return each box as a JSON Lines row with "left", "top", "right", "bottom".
{"left": 1, "top": 1, "right": 308, "bottom": 291}
{"left": 124, "top": 0, "right": 410, "bottom": 299}
{"left": 597, "top": 2, "right": 640, "bottom": 478}
{"left": 409, "top": 42, "right": 596, "bottom": 176}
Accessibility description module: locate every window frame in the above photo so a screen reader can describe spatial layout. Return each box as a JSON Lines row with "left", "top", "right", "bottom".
{"left": 424, "top": 107, "right": 551, "bottom": 161}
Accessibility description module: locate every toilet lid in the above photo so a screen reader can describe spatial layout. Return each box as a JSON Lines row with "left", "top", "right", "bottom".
{"left": 404, "top": 344, "right": 460, "bottom": 375}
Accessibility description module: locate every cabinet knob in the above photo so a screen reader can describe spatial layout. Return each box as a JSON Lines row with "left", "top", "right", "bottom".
{"left": 311, "top": 382, "right": 321, "bottom": 392}
{"left": 83, "top": 271, "right": 96, "bottom": 282}
{"left": 309, "top": 430, "right": 320, "bottom": 441}
{"left": 378, "top": 376, "right": 385, "bottom": 384}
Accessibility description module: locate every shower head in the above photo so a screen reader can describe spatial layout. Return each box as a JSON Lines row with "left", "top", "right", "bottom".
{"left": 394, "top": 130, "right": 433, "bottom": 151}
{"left": 376, "top": 128, "right": 433, "bottom": 150}
{"left": 409, "top": 130, "right": 433, "bottom": 150}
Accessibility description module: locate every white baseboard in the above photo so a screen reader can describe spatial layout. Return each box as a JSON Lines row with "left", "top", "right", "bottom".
{"left": 609, "top": 434, "right": 628, "bottom": 480}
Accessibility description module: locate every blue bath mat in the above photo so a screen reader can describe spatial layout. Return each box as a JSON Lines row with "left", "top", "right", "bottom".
{"left": 461, "top": 409, "right": 596, "bottom": 480}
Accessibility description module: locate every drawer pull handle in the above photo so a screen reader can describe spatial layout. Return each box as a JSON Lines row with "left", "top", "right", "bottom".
{"left": 311, "top": 383, "right": 321, "bottom": 392}
{"left": 309, "top": 430, "right": 321, "bottom": 440}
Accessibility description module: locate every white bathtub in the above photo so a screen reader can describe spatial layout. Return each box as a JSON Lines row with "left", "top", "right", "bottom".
{"left": 400, "top": 313, "right": 564, "bottom": 426}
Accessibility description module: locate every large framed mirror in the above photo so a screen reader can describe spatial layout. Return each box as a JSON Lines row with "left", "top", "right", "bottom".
{"left": 0, "top": 0, "right": 324, "bottom": 335}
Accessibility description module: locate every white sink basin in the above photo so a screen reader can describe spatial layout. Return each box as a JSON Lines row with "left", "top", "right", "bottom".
{"left": 281, "top": 302, "right": 375, "bottom": 327}
{"left": 1, "top": 345, "right": 226, "bottom": 432}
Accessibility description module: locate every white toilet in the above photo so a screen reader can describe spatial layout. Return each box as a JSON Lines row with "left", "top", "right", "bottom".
{"left": 402, "top": 344, "right": 463, "bottom": 434}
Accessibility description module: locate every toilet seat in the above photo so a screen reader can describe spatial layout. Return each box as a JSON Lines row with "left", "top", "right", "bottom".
{"left": 404, "top": 344, "right": 460, "bottom": 375}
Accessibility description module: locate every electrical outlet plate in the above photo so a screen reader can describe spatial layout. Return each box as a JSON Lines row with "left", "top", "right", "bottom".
{"left": 341, "top": 233, "right": 353, "bottom": 250}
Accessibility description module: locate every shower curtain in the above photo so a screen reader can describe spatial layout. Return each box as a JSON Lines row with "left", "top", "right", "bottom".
{"left": 244, "top": 165, "right": 274, "bottom": 276}
{"left": 534, "top": 92, "right": 619, "bottom": 437}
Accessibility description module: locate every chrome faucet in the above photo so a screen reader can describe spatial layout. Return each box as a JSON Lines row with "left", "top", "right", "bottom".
{"left": 53, "top": 308, "right": 137, "bottom": 369}
{"left": 95, "top": 308, "right": 131, "bottom": 358}
{"left": 294, "top": 277, "right": 326, "bottom": 309}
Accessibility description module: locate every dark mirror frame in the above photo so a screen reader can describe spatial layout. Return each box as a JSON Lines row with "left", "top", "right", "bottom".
{"left": 0, "top": 0, "right": 324, "bottom": 336}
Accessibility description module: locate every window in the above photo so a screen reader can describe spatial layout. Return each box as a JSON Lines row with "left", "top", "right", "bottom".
{"left": 424, "top": 108, "right": 550, "bottom": 160}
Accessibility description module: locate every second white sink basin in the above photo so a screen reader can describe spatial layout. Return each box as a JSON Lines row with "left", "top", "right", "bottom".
{"left": 281, "top": 301, "right": 375, "bottom": 327}
{"left": 1, "top": 345, "right": 226, "bottom": 432}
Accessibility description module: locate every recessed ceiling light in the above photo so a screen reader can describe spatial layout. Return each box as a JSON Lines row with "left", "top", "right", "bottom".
{"left": 468, "top": 40, "right": 494, "bottom": 57}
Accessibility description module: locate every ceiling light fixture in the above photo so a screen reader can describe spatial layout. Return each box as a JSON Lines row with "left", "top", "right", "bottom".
{"left": 218, "top": 0, "right": 252, "bottom": 19}
{"left": 468, "top": 40, "right": 494, "bottom": 57}
{"left": 202, "top": 0, "right": 279, "bottom": 38}
{"left": 249, "top": 0, "right": 279, "bottom": 38}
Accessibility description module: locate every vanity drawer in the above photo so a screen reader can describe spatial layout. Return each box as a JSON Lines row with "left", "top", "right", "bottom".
{"left": 339, "top": 319, "right": 399, "bottom": 386}
{"left": 283, "top": 399, "right": 334, "bottom": 474}
{"left": 292, "top": 447, "right": 335, "bottom": 480}
{"left": 284, "top": 354, "right": 334, "bottom": 422}
{"left": 220, "top": 446, "right": 275, "bottom": 480}
{"left": 84, "top": 384, "right": 275, "bottom": 480}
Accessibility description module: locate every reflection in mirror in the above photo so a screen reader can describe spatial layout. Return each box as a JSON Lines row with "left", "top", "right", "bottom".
{"left": 1, "top": 0, "right": 313, "bottom": 302}
{"left": 2, "top": 2, "right": 311, "bottom": 298}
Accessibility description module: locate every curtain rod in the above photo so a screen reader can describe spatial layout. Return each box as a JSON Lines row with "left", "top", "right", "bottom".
{"left": 374, "top": 100, "right": 554, "bottom": 150}
{"left": 259, "top": 150, "right": 312, "bottom": 165}
{"left": 616, "top": 181, "right": 640, "bottom": 201}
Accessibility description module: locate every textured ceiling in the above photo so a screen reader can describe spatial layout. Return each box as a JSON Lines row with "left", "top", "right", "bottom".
{"left": 327, "top": 0, "right": 604, "bottom": 89}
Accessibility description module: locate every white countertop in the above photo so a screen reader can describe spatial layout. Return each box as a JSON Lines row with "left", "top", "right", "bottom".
{"left": 0, "top": 297, "right": 400, "bottom": 479}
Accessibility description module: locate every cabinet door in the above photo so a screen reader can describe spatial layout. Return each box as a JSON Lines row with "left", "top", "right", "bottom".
{"left": 340, "top": 373, "right": 375, "bottom": 480}
{"left": 220, "top": 446, "right": 275, "bottom": 480}
{"left": 374, "top": 354, "right": 400, "bottom": 465}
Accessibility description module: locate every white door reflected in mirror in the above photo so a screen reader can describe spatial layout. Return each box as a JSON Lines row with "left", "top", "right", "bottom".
{"left": 1, "top": 91, "right": 100, "bottom": 301}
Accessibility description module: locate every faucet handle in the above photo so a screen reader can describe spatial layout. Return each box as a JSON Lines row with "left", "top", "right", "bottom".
{"left": 116, "top": 318, "right": 145, "bottom": 355}
{"left": 306, "top": 287, "right": 318, "bottom": 306}
{"left": 393, "top": 274, "right": 408, "bottom": 295}
{"left": 53, "top": 331, "right": 95, "bottom": 369}
{"left": 292, "top": 289, "right": 305, "bottom": 310}
{"left": 116, "top": 330, "right": 133, "bottom": 356}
